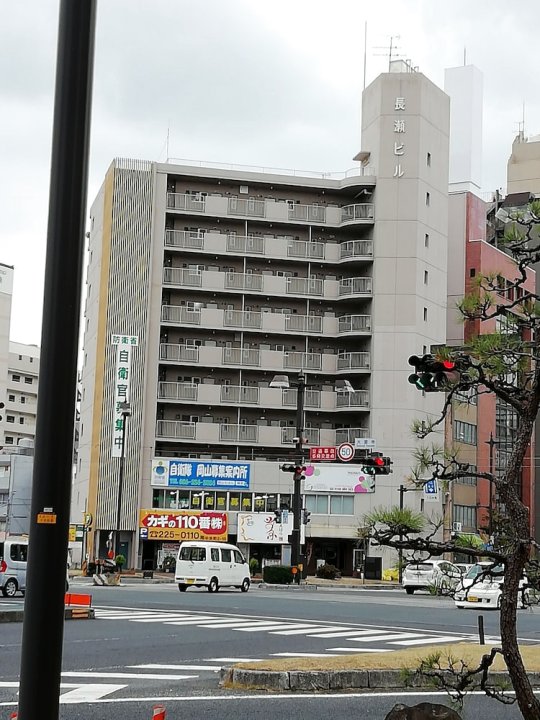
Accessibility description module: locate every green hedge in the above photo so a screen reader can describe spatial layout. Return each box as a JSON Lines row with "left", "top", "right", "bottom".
{"left": 316, "top": 563, "right": 338, "bottom": 580}
{"left": 263, "top": 565, "right": 294, "bottom": 584}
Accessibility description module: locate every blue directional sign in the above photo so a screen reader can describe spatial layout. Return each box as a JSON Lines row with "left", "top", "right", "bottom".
{"left": 423, "top": 479, "right": 440, "bottom": 502}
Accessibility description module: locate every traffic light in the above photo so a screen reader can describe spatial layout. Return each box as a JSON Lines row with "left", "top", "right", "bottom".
{"left": 408, "top": 355, "right": 458, "bottom": 392}
{"left": 274, "top": 510, "right": 282, "bottom": 524}
{"left": 294, "top": 465, "right": 306, "bottom": 481}
{"left": 0, "top": 401, "right": 4, "bottom": 422}
{"left": 362, "top": 453, "right": 392, "bottom": 475}
{"left": 280, "top": 464, "right": 296, "bottom": 473}
{"left": 302, "top": 509, "right": 311, "bottom": 525}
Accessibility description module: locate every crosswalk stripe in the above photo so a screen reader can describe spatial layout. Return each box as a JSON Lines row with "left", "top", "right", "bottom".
{"left": 309, "top": 629, "right": 382, "bottom": 638}
{"left": 391, "top": 635, "right": 467, "bottom": 646}
{"left": 192, "top": 620, "right": 281, "bottom": 629}
{"left": 269, "top": 624, "right": 331, "bottom": 634}
{"left": 271, "top": 626, "right": 339, "bottom": 635}
{"left": 130, "top": 664, "right": 223, "bottom": 671}
{"left": 212, "top": 658, "right": 265, "bottom": 662}
{"left": 130, "top": 615, "right": 203, "bottom": 623}
{"left": 236, "top": 623, "right": 308, "bottom": 632}
{"left": 61, "top": 671, "right": 198, "bottom": 680}
{"left": 327, "top": 647, "right": 393, "bottom": 653}
{"left": 349, "top": 632, "right": 423, "bottom": 643}
{"left": 271, "top": 652, "right": 340, "bottom": 658}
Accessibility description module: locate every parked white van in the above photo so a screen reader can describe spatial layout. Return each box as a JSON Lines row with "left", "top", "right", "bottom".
{"left": 0, "top": 536, "right": 28, "bottom": 597}
{"left": 175, "top": 541, "right": 250, "bottom": 593}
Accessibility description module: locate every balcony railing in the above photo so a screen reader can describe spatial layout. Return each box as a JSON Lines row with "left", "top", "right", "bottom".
{"left": 338, "top": 315, "right": 371, "bottom": 333}
{"left": 220, "top": 424, "right": 259, "bottom": 442}
{"left": 286, "top": 277, "right": 324, "bottom": 296}
{"left": 167, "top": 193, "right": 206, "bottom": 212}
{"left": 161, "top": 305, "right": 202, "bottom": 325}
{"left": 284, "top": 314, "right": 323, "bottom": 333}
{"left": 223, "top": 309, "right": 262, "bottom": 329}
{"left": 226, "top": 234, "right": 265, "bottom": 254}
{"left": 340, "top": 240, "right": 373, "bottom": 258}
{"left": 165, "top": 229, "right": 205, "bottom": 249}
{"left": 160, "top": 344, "right": 200, "bottom": 362}
{"left": 288, "top": 204, "right": 326, "bottom": 223}
{"left": 284, "top": 352, "right": 322, "bottom": 371}
{"left": 287, "top": 239, "right": 325, "bottom": 259}
{"left": 335, "top": 427, "right": 369, "bottom": 444}
{"left": 341, "top": 204, "right": 374, "bottom": 222}
{"left": 337, "top": 352, "right": 371, "bottom": 370}
{"left": 220, "top": 386, "right": 259, "bottom": 404}
{"left": 336, "top": 390, "right": 369, "bottom": 408}
{"left": 281, "top": 427, "right": 320, "bottom": 445}
{"left": 156, "top": 420, "right": 196, "bottom": 439}
{"left": 222, "top": 347, "right": 261, "bottom": 366}
{"left": 282, "top": 388, "right": 321, "bottom": 408}
{"left": 338, "top": 277, "right": 372, "bottom": 296}
{"left": 163, "top": 267, "right": 202, "bottom": 287}
{"left": 225, "top": 272, "right": 263, "bottom": 291}
{"left": 227, "top": 197, "right": 265, "bottom": 217}
{"left": 158, "top": 382, "right": 198, "bottom": 401}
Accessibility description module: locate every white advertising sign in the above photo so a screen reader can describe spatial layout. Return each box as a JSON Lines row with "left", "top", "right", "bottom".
{"left": 303, "top": 465, "right": 375, "bottom": 494}
{"left": 237, "top": 512, "right": 293, "bottom": 544}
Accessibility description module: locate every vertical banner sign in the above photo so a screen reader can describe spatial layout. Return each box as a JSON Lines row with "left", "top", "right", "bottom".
{"left": 111, "top": 334, "right": 138, "bottom": 457}
{"left": 423, "top": 479, "right": 440, "bottom": 503}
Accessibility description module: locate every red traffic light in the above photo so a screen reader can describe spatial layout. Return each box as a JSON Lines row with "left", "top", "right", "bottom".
{"left": 373, "top": 456, "right": 384, "bottom": 466}
{"left": 442, "top": 360, "right": 455, "bottom": 370}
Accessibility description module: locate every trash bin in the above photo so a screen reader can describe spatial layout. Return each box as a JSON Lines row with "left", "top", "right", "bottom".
{"left": 364, "top": 557, "right": 382, "bottom": 580}
{"left": 143, "top": 559, "right": 154, "bottom": 579}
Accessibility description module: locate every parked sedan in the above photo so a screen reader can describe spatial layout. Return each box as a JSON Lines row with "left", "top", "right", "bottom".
{"left": 402, "top": 560, "right": 462, "bottom": 594}
{"left": 454, "top": 562, "right": 529, "bottom": 609}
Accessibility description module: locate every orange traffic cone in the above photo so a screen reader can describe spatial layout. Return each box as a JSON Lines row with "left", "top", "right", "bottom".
{"left": 152, "top": 705, "right": 166, "bottom": 719}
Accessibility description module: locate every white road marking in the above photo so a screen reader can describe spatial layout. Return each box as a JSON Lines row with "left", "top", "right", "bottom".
{"left": 60, "top": 684, "right": 127, "bottom": 703}
{"left": 130, "top": 615, "right": 208, "bottom": 623}
{"left": 61, "top": 671, "right": 198, "bottom": 680}
{"left": 130, "top": 664, "right": 223, "bottom": 671}
{"left": 310, "top": 629, "right": 383, "bottom": 638}
{"left": 391, "top": 635, "right": 467, "bottom": 646}
{"left": 271, "top": 626, "right": 339, "bottom": 635}
{"left": 235, "top": 623, "right": 308, "bottom": 632}
{"left": 271, "top": 652, "right": 339, "bottom": 658}
{"left": 349, "top": 632, "right": 423, "bottom": 642}
{"left": 191, "top": 620, "right": 284, "bottom": 629}
{"left": 327, "top": 647, "right": 393, "bottom": 652}
{"left": 212, "top": 658, "right": 265, "bottom": 662}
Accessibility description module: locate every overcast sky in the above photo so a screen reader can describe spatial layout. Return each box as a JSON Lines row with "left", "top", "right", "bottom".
{"left": 2, "top": 0, "right": 538, "bottom": 347}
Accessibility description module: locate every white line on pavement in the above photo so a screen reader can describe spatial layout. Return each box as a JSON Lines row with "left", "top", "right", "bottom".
{"left": 235, "top": 623, "right": 309, "bottom": 632}
{"left": 391, "top": 635, "right": 468, "bottom": 646}
{"left": 271, "top": 652, "right": 339, "bottom": 658}
{"left": 349, "top": 632, "right": 423, "bottom": 642}
{"left": 130, "top": 664, "right": 222, "bottom": 671}
{"left": 309, "top": 629, "right": 384, "bottom": 638}
{"left": 60, "top": 684, "right": 127, "bottom": 703}
{"left": 212, "top": 658, "right": 264, "bottom": 662}
{"left": 61, "top": 671, "right": 198, "bottom": 680}
{"left": 327, "top": 647, "right": 392, "bottom": 652}
{"left": 270, "top": 626, "right": 340, "bottom": 635}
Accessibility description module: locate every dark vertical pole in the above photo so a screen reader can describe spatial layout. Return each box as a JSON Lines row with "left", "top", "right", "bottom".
{"left": 398, "top": 484, "right": 404, "bottom": 584}
{"left": 478, "top": 614, "right": 485, "bottom": 645}
{"left": 292, "top": 373, "right": 305, "bottom": 582}
{"left": 487, "top": 432, "right": 495, "bottom": 537}
{"left": 18, "top": 2, "right": 96, "bottom": 719}
{"left": 115, "top": 410, "right": 129, "bottom": 557}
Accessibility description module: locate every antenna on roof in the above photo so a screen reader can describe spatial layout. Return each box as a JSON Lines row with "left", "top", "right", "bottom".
{"left": 373, "top": 35, "right": 401, "bottom": 72}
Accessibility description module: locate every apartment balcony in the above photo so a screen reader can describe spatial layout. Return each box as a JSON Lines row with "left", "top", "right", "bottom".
{"left": 161, "top": 305, "right": 202, "bottom": 325}
{"left": 338, "top": 315, "right": 371, "bottom": 334}
{"left": 159, "top": 343, "right": 371, "bottom": 374}
{"left": 341, "top": 204, "right": 374, "bottom": 223}
{"left": 224, "top": 309, "right": 262, "bottom": 329}
{"left": 224, "top": 272, "right": 263, "bottom": 292}
{"left": 156, "top": 419, "right": 363, "bottom": 447}
{"left": 220, "top": 386, "right": 259, "bottom": 405}
{"left": 164, "top": 229, "right": 374, "bottom": 264}
{"left": 166, "top": 193, "right": 375, "bottom": 227}
{"left": 340, "top": 240, "right": 373, "bottom": 259}
{"left": 163, "top": 267, "right": 203, "bottom": 287}
{"left": 335, "top": 390, "right": 369, "bottom": 408}
{"left": 158, "top": 382, "right": 198, "bottom": 401}
{"left": 282, "top": 388, "right": 321, "bottom": 409}
{"left": 286, "top": 276, "right": 324, "bottom": 297}
{"left": 338, "top": 277, "right": 372, "bottom": 296}
{"left": 285, "top": 314, "right": 323, "bottom": 333}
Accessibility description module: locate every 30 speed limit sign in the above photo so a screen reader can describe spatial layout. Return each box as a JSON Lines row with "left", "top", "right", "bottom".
{"left": 337, "top": 442, "right": 355, "bottom": 462}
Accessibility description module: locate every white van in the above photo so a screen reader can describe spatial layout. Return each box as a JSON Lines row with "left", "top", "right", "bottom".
{"left": 0, "top": 536, "right": 70, "bottom": 597}
{"left": 175, "top": 541, "right": 250, "bottom": 593}
{"left": 0, "top": 536, "right": 29, "bottom": 597}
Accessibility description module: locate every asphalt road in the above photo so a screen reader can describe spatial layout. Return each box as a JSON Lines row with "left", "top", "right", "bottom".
{"left": 0, "top": 581, "right": 538, "bottom": 719}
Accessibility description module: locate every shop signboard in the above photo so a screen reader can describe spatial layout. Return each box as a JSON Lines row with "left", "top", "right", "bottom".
{"left": 139, "top": 509, "right": 228, "bottom": 542}
{"left": 151, "top": 458, "right": 250, "bottom": 489}
{"left": 237, "top": 512, "right": 293, "bottom": 544}
{"left": 303, "top": 464, "right": 375, "bottom": 493}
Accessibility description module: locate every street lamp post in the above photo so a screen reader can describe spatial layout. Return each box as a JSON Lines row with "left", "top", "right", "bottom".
{"left": 485, "top": 432, "right": 499, "bottom": 537}
{"left": 115, "top": 401, "right": 131, "bottom": 559}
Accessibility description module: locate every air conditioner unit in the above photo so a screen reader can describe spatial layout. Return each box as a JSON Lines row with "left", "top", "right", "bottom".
{"left": 452, "top": 521, "right": 462, "bottom": 532}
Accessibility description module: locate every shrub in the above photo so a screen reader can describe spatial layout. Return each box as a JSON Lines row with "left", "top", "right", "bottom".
{"left": 316, "top": 563, "right": 338, "bottom": 580}
{"left": 263, "top": 565, "right": 293, "bottom": 584}
{"left": 249, "top": 558, "right": 259, "bottom": 575}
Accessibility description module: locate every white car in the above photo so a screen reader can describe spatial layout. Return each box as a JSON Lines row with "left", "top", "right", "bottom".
{"left": 454, "top": 562, "right": 529, "bottom": 609}
{"left": 402, "top": 560, "right": 462, "bottom": 595}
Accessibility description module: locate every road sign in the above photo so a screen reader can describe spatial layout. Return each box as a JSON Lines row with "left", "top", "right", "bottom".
{"left": 354, "top": 437, "right": 376, "bottom": 449}
{"left": 337, "top": 442, "right": 355, "bottom": 462}
{"left": 309, "top": 446, "right": 337, "bottom": 461}
{"left": 423, "top": 479, "right": 440, "bottom": 502}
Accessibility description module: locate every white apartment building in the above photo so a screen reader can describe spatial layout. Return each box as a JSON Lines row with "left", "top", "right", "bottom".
{"left": 2, "top": 342, "right": 40, "bottom": 449}
{"left": 75, "top": 69, "right": 450, "bottom": 573}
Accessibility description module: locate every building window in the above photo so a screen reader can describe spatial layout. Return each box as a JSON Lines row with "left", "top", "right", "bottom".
{"left": 24, "top": 377, "right": 32, "bottom": 385}
{"left": 453, "top": 504, "right": 476, "bottom": 530}
{"left": 456, "top": 464, "right": 477, "bottom": 485}
{"left": 424, "top": 233, "right": 429, "bottom": 247}
{"left": 20, "top": 396, "right": 26, "bottom": 404}
{"left": 427, "top": 152, "right": 431, "bottom": 167}
{"left": 424, "top": 270, "right": 428, "bottom": 285}
{"left": 305, "top": 495, "right": 329, "bottom": 514}
{"left": 470, "top": 268, "right": 476, "bottom": 278}
{"left": 423, "top": 307, "right": 428, "bottom": 321}
{"left": 6, "top": 415, "right": 15, "bottom": 423}
{"left": 12, "top": 375, "right": 20, "bottom": 383}
{"left": 5, "top": 437, "right": 13, "bottom": 445}
{"left": 454, "top": 420, "right": 477, "bottom": 445}
{"left": 426, "top": 192, "right": 430, "bottom": 206}
{"left": 19, "top": 417, "right": 24, "bottom": 424}
{"left": 8, "top": 394, "right": 15, "bottom": 402}
{"left": 329, "top": 495, "right": 354, "bottom": 515}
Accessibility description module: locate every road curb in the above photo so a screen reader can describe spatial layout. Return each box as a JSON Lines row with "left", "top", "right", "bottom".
{"left": 257, "top": 582, "right": 400, "bottom": 592}
{"left": 220, "top": 667, "right": 540, "bottom": 691}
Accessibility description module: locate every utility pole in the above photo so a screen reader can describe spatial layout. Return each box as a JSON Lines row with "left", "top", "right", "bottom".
{"left": 115, "top": 401, "right": 131, "bottom": 558}
{"left": 292, "top": 372, "right": 305, "bottom": 583}
{"left": 18, "top": 2, "right": 96, "bottom": 718}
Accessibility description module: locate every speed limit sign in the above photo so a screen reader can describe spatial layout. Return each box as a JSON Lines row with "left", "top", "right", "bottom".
{"left": 337, "top": 442, "right": 355, "bottom": 462}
